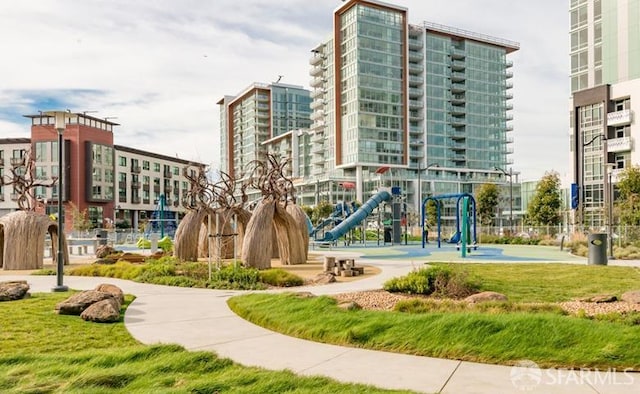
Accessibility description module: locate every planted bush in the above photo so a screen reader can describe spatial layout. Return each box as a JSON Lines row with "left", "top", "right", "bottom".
{"left": 383, "top": 265, "right": 479, "bottom": 298}
{"left": 259, "top": 269, "right": 304, "bottom": 287}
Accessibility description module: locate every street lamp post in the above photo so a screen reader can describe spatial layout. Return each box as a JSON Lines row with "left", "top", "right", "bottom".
{"left": 495, "top": 167, "right": 514, "bottom": 234}
{"left": 46, "top": 111, "right": 69, "bottom": 292}
{"left": 581, "top": 133, "right": 607, "bottom": 231}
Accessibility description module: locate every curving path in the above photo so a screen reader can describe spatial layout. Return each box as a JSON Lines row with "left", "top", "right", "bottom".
{"left": 4, "top": 253, "right": 639, "bottom": 393}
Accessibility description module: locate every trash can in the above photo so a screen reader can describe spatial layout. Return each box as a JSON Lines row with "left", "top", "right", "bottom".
{"left": 96, "top": 230, "right": 108, "bottom": 246}
{"left": 384, "top": 227, "right": 392, "bottom": 243}
{"left": 587, "top": 233, "right": 608, "bottom": 265}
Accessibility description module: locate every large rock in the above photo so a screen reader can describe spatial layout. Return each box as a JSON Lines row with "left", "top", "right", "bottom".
{"left": 337, "top": 301, "right": 361, "bottom": 311}
{"left": 0, "top": 280, "right": 30, "bottom": 301}
{"left": 308, "top": 272, "right": 337, "bottom": 285}
{"left": 95, "top": 245, "right": 117, "bottom": 259}
{"left": 94, "top": 284, "right": 124, "bottom": 304}
{"left": 621, "top": 290, "right": 640, "bottom": 304}
{"left": 465, "top": 291, "right": 508, "bottom": 303}
{"left": 80, "top": 298, "right": 121, "bottom": 323}
{"left": 56, "top": 290, "right": 117, "bottom": 315}
{"left": 579, "top": 294, "right": 617, "bottom": 303}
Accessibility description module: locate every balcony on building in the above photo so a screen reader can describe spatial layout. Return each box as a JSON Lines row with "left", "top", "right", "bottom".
{"left": 506, "top": 59, "right": 513, "bottom": 68}
{"left": 310, "top": 64, "right": 325, "bottom": 77}
{"left": 310, "top": 88, "right": 325, "bottom": 99}
{"left": 310, "top": 99, "right": 325, "bottom": 110}
{"left": 153, "top": 185, "right": 160, "bottom": 193}
{"left": 0, "top": 159, "right": 4, "bottom": 167}
{"left": 409, "top": 99, "right": 423, "bottom": 109}
{"left": 310, "top": 110, "right": 325, "bottom": 121}
{"left": 607, "top": 109, "right": 633, "bottom": 127}
{"left": 409, "top": 138, "right": 424, "bottom": 146}
{"left": 408, "top": 37, "right": 423, "bottom": 49}
{"left": 607, "top": 136, "right": 633, "bottom": 153}
{"left": 450, "top": 142, "right": 466, "bottom": 152}
{"left": 409, "top": 62, "right": 422, "bottom": 73}
{"left": 163, "top": 170, "right": 172, "bottom": 179}
{"left": 452, "top": 154, "right": 466, "bottom": 162}
{"left": 10, "top": 157, "right": 23, "bottom": 166}
{"left": 450, "top": 48, "right": 466, "bottom": 59}
{"left": 449, "top": 105, "right": 466, "bottom": 116}
{"left": 309, "top": 53, "right": 324, "bottom": 66}
{"left": 131, "top": 181, "right": 141, "bottom": 189}
{"left": 131, "top": 196, "right": 141, "bottom": 204}
{"left": 409, "top": 87, "right": 423, "bottom": 97}
{"left": 449, "top": 116, "right": 466, "bottom": 127}
{"left": 449, "top": 93, "right": 466, "bottom": 105}
{"left": 451, "top": 60, "right": 466, "bottom": 71}
{"left": 310, "top": 76, "right": 326, "bottom": 88}
{"left": 451, "top": 71, "right": 466, "bottom": 82}
{"left": 450, "top": 128, "right": 467, "bottom": 140}
{"left": 451, "top": 83, "right": 466, "bottom": 94}
{"left": 131, "top": 165, "right": 141, "bottom": 174}
{"left": 257, "top": 94, "right": 269, "bottom": 102}
{"left": 409, "top": 50, "right": 423, "bottom": 62}
{"left": 409, "top": 75, "right": 424, "bottom": 85}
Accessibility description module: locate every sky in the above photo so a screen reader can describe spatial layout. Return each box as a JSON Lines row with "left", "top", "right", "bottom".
{"left": 0, "top": 0, "right": 569, "bottom": 183}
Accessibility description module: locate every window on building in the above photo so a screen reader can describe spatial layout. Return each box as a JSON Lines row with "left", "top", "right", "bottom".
{"left": 173, "top": 166, "right": 180, "bottom": 175}
{"left": 118, "top": 156, "right": 127, "bottom": 166}
{"left": 35, "top": 142, "right": 47, "bottom": 162}
{"left": 92, "top": 144, "right": 102, "bottom": 164}
{"left": 87, "top": 206, "right": 103, "bottom": 228}
{"left": 51, "top": 141, "right": 58, "bottom": 162}
{"left": 35, "top": 166, "right": 47, "bottom": 180}
{"left": 142, "top": 160, "right": 150, "bottom": 170}
{"left": 143, "top": 175, "right": 150, "bottom": 185}
{"left": 153, "top": 162, "right": 160, "bottom": 172}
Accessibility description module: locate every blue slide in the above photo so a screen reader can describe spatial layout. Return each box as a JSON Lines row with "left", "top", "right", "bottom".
{"left": 323, "top": 190, "right": 392, "bottom": 242}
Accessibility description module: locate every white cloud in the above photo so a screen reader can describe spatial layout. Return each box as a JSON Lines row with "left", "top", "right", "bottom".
{"left": 0, "top": 0, "right": 570, "bottom": 180}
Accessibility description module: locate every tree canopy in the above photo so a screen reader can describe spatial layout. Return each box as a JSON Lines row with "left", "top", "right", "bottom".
{"left": 476, "top": 183, "right": 500, "bottom": 226}
{"left": 526, "top": 171, "right": 562, "bottom": 226}
{"left": 615, "top": 165, "right": 640, "bottom": 225}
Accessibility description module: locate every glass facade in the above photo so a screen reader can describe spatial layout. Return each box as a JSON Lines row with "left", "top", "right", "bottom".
{"left": 340, "top": 4, "right": 405, "bottom": 166}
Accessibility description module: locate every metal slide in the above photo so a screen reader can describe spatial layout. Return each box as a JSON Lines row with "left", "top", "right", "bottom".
{"left": 323, "top": 190, "right": 392, "bottom": 242}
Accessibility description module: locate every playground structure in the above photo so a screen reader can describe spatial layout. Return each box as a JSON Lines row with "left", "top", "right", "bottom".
{"left": 145, "top": 194, "right": 178, "bottom": 238}
{"left": 310, "top": 200, "right": 359, "bottom": 239}
{"left": 421, "top": 192, "right": 478, "bottom": 257}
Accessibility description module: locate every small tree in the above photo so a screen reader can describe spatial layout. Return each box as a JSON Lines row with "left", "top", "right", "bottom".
{"left": 312, "top": 200, "right": 334, "bottom": 224}
{"left": 615, "top": 165, "right": 640, "bottom": 225}
{"left": 476, "top": 183, "right": 500, "bottom": 226}
{"left": 69, "top": 202, "right": 92, "bottom": 232}
{"left": 526, "top": 171, "right": 562, "bottom": 227}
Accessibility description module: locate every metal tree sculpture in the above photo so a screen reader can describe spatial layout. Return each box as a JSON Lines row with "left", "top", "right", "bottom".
{"left": 0, "top": 149, "right": 69, "bottom": 270}
{"left": 0, "top": 149, "right": 58, "bottom": 211}
{"left": 242, "top": 154, "right": 306, "bottom": 268}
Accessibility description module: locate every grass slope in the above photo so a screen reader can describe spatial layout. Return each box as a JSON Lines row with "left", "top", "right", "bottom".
{"left": 0, "top": 292, "right": 411, "bottom": 393}
{"left": 229, "top": 263, "right": 640, "bottom": 370}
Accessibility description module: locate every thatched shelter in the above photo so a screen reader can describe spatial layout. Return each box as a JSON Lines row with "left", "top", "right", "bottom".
{"left": 274, "top": 203, "right": 306, "bottom": 265}
{"left": 197, "top": 211, "right": 234, "bottom": 259}
{"left": 0, "top": 210, "right": 69, "bottom": 270}
{"left": 242, "top": 199, "right": 275, "bottom": 269}
{"left": 286, "top": 203, "right": 310, "bottom": 261}
{"left": 174, "top": 208, "right": 209, "bottom": 261}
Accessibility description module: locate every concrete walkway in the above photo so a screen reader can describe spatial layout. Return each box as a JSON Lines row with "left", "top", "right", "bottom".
{"left": 4, "top": 254, "right": 640, "bottom": 393}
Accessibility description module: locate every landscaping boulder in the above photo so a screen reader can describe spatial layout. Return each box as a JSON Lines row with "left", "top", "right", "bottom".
{"left": 0, "top": 280, "right": 30, "bottom": 301}
{"left": 621, "top": 290, "right": 640, "bottom": 304}
{"left": 293, "top": 291, "right": 316, "bottom": 299}
{"left": 579, "top": 294, "right": 617, "bottom": 303}
{"left": 337, "top": 301, "right": 361, "bottom": 311}
{"left": 95, "top": 245, "right": 117, "bottom": 259}
{"left": 308, "top": 272, "right": 336, "bottom": 285}
{"left": 80, "top": 298, "right": 121, "bottom": 323}
{"left": 56, "top": 290, "right": 117, "bottom": 315}
{"left": 465, "top": 291, "right": 508, "bottom": 303}
{"left": 94, "top": 283, "right": 124, "bottom": 304}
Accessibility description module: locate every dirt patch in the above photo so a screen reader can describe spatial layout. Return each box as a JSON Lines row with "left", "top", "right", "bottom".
{"left": 270, "top": 253, "right": 380, "bottom": 283}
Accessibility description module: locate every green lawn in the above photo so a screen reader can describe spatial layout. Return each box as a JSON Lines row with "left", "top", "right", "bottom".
{"left": 0, "top": 293, "right": 412, "bottom": 393}
{"left": 456, "top": 263, "right": 640, "bottom": 302}
{"left": 228, "top": 263, "right": 640, "bottom": 370}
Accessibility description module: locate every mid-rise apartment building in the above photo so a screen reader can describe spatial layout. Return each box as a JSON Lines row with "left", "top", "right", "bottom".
{"left": 0, "top": 113, "right": 204, "bottom": 232}
{"left": 570, "top": 0, "right": 640, "bottom": 228}
{"left": 218, "top": 82, "right": 312, "bottom": 181}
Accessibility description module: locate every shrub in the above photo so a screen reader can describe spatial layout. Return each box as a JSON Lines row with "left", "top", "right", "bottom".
{"left": 259, "top": 269, "right": 304, "bottom": 287}
{"left": 383, "top": 265, "right": 479, "bottom": 298}
{"left": 31, "top": 269, "right": 56, "bottom": 276}
{"left": 206, "top": 264, "right": 265, "bottom": 290}
{"left": 140, "top": 275, "right": 199, "bottom": 288}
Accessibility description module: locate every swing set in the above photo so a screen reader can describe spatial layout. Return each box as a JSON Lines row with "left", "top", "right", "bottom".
{"left": 420, "top": 192, "right": 478, "bottom": 257}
